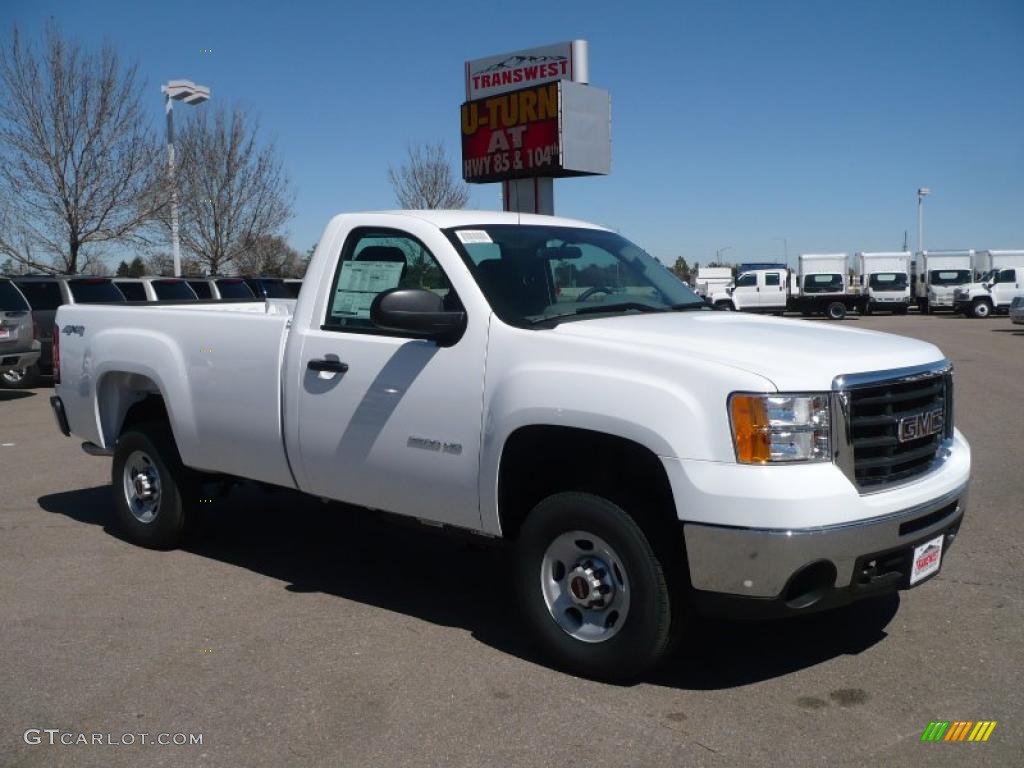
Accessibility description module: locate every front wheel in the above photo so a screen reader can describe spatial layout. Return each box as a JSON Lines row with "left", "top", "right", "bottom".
{"left": 826, "top": 301, "right": 847, "bottom": 320}
{"left": 971, "top": 299, "right": 992, "bottom": 318}
{"left": 714, "top": 300, "right": 735, "bottom": 311}
{"left": 514, "top": 492, "right": 677, "bottom": 681}
{"left": 112, "top": 423, "right": 198, "bottom": 549}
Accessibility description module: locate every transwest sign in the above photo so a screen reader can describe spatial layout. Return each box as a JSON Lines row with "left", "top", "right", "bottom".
{"left": 464, "top": 40, "right": 589, "bottom": 101}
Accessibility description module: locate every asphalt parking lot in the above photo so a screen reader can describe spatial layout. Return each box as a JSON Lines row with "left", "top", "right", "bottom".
{"left": 1, "top": 313, "right": 1021, "bottom": 768}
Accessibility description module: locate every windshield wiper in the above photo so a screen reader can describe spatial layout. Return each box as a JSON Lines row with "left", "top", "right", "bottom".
{"left": 528, "top": 302, "right": 666, "bottom": 325}
{"left": 573, "top": 301, "right": 667, "bottom": 316}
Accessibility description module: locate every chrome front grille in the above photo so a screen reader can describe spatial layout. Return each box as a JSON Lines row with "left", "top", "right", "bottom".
{"left": 833, "top": 361, "right": 954, "bottom": 492}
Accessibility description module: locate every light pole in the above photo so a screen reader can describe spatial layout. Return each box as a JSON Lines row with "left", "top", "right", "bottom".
{"left": 715, "top": 246, "right": 732, "bottom": 263}
{"left": 917, "top": 187, "right": 930, "bottom": 256}
{"left": 162, "top": 80, "right": 211, "bottom": 276}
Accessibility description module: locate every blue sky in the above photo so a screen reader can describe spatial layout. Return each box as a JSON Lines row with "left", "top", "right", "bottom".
{"left": 4, "top": 0, "right": 1023, "bottom": 267}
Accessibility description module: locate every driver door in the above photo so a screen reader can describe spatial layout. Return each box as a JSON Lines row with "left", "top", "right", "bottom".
{"left": 732, "top": 272, "right": 757, "bottom": 310}
{"left": 289, "top": 227, "right": 487, "bottom": 529}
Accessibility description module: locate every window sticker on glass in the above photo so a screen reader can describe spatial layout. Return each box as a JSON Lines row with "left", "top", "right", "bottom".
{"left": 456, "top": 229, "right": 493, "bottom": 245}
{"left": 331, "top": 260, "right": 405, "bottom": 319}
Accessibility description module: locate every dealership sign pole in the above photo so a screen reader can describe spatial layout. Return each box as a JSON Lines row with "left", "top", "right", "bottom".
{"left": 461, "top": 41, "right": 610, "bottom": 215}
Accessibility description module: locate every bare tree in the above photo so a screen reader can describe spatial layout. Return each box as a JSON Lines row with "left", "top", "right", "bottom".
{"left": 387, "top": 142, "right": 469, "bottom": 210}
{"left": 168, "top": 104, "right": 293, "bottom": 274}
{"left": 232, "top": 234, "right": 303, "bottom": 277}
{"left": 143, "top": 251, "right": 202, "bottom": 277}
{"left": 0, "top": 24, "right": 164, "bottom": 274}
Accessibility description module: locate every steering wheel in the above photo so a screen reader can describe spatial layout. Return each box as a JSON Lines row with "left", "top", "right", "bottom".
{"left": 577, "top": 286, "right": 614, "bottom": 302}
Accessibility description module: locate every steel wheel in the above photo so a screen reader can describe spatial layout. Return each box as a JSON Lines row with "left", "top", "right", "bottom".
{"left": 122, "top": 450, "right": 162, "bottom": 524}
{"left": 1, "top": 368, "right": 26, "bottom": 385}
{"left": 972, "top": 300, "right": 991, "bottom": 318}
{"left": 540, "top": 530, "right": 631, "bottom": 643}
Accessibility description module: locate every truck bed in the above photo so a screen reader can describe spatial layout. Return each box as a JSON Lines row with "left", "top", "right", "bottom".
{"left": 56, "top": 300, "right": 297, "bottom": 488}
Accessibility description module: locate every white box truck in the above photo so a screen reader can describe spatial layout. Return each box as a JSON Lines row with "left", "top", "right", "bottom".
{"left": 693, "top": 267, "right": 733, "bottom": 298}
{"left": 953, "top": 250, "right": 1024, "bottom": 317}
{"left": 913, "top": 251, "right": 974, "bottom": 313}
{"left": 855, "top": 252, "right": 911, "bottom": 315}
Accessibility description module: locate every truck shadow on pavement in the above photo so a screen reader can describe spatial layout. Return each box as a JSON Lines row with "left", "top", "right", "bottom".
{"left": 0, "top": 389, "right": 36, "bottom": 401}
{"left": 39, "top": 483, "right": 898, "bottom": 689}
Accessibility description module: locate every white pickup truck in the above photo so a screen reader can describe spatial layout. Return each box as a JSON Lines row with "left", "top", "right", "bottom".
{"left": 49, "top": 211, "right": 970, "bottom": 680}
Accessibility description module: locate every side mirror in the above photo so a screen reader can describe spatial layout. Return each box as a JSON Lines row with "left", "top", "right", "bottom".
{"left": 370, "top": 288, "right": 465, "bottom": 344}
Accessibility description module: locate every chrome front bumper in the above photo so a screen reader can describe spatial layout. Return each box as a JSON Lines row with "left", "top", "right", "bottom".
{"left": 684, "top": 483, "right": 967, "bottom": 598}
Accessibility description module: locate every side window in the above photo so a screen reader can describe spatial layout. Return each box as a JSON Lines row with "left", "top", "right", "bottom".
{"left": 735, "top": 273, "right": 756, "bottom": 287}
{"left": 996, "top": 269, "right": 1015, "bottom": 283}
{"left": 764, "top": 272, "right": 781, "bottom": 287}
{"left": 325, "top": 229, "right": 454, "bottom": 331}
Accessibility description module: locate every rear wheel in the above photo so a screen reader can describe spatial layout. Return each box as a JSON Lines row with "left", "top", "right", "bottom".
{"left": 112, "top": 422, "right": 198, "bottom": 549}
{"left": 0, "top": 363, "right": 40, "bottom": 389}
{"left": 714, "top": 300, "right": 735, "bottom": 311}
{"left": 514, "top": 492, "right": 677, "bottom": 681}
{"left": 862, "top": 302, "right": 873, "bottom": 315}
{"left": 826, "top": 301, "right": 847, "bottom": 320}
{"left": 970, "top": 299, "right": 992, "bottom": 318}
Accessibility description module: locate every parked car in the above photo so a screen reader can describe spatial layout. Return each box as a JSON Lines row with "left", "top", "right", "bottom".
{"left": 243, "top": 276, "right": 292, "bottom": 299}
{"left": 113, "top": 277, "right": 198, "bottom": 302}
{"left": 1011, "top": 295, "right": 1024, "bottom": 325}
{"left": 0, "top": 278, "right": 41, "bottom": 386}
{"left": 51, "top": 211, "right": 970, "bottom": 681}
{"left": 3, "top": 275, "right": 125, "bottom": 388}
{"left": 196, "top": 276, "right": 257, "bottom": 300}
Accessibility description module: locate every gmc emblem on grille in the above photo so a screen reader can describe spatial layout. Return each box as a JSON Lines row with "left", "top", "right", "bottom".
{"left": 898, "top": 407, "right": 945, "bottom": 443}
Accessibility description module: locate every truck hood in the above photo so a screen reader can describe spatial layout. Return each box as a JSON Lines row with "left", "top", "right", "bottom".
{"left": 551, "top": 311, "right": 945, "bottom": 391}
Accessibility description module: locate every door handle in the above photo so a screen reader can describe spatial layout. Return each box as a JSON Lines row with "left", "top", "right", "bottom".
{"left": 307, "top": 358, "right": 349, "bottom": 373}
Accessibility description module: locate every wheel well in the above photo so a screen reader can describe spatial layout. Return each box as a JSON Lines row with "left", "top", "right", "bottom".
{"left": 497, "top": 426, "right": 678, "bottom": 541}
{"left": 121, "top": 395, "right": 169, "bottom": 433}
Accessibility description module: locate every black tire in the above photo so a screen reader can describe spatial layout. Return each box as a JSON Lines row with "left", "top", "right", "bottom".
{"left": 862, "top": 302, "right": 873, "bottom": 316}
{"left": 514, "top": 492, "right": 676, "bottom": 682}
{"left": 0, "top": 363, "right": 41, "bottom": 389}
{"left": 826, "top": 301, "right": 847, "bottom": 320}
{"left": 111, "top": 422, "right": 197, "bottom": 549}
{"left": 970, "top": 299, "right": 992, "bottom": 319}
{"left": 714, "top": 301, "right": 735, "bottom": 311}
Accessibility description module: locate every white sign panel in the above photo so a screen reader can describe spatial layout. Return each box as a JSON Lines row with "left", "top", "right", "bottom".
{"left": 465, "top": 40, "right": 588, "bottom": 101}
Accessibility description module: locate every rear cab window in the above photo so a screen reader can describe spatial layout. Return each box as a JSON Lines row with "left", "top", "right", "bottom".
{"left": 68, "top": 278, "right": 125, "bottom": 303}
{"left": 0, "top": 279, "right": 31, "bottom": 311}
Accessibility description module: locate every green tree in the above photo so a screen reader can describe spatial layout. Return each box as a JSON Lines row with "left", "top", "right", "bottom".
{"left": 115, "top": 260, "right": 130, "bottom": 276}
{"left": 671, "top": 256, "right": 690, "bottom": 282}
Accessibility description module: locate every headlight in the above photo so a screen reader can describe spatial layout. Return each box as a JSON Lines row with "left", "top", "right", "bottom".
{"left": 729, "top": 393, "right": 831, "bottom": 464}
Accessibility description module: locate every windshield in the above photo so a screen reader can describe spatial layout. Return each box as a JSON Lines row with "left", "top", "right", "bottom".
{"left": 802, "top": 273, "right": 843, "bottom": 293}
{"left": 68, "top": 278, "right": 125, "bottom": 303}
{"left": 153, "top": 280, "right": 197, "bottom": 300}
{"left": 929, "top": 270, "right": 970, "bottom": 286}
{"left": 868, "top": 273, "right": 908, "bottom": 290}
{"left": 215, "top": 279, "right": 255, "bottom": 299}
{"left": 444, "top": 225, "right": 705, "bottom": 326}
{"left": 0, "top": 279, "right": 30, "bottom": 311}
